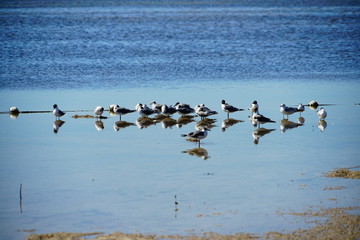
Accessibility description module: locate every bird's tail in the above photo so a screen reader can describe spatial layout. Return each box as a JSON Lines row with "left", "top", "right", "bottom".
{"left": 181, "top": 134, "right": 187, "bottom": 137}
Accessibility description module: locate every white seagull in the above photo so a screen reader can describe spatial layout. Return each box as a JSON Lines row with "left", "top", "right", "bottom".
{"left": 137, "top": 104, "right": 156, "bottom": 117}
{"left": 280, "top": 104, "right": 298, "bottom": 118}
{"left": 150, "top": 101, "right": 163, "bottom": 114}
{"left": 251, "top": 111, "right": 276, "bottom": 127}
{"left": 161, "top": 104, "right": 177, "bottom": 116}
{"left": 53, "top": 104, "right": 65, "bottom": 119}
{"left": 181, "top": 128, "right": 210, "bottom": 143}
{"left": 195, "top": 104, "right": 218, "bottom": 119}
{"left": 317, "top": 108, "right": 327, "bottom": 119}
{"left": 114, "top": 105, "right": 136, "bottom": 120}
{"left": 248, "top": 100, "right": 259, "bottom": 113}
{"left": 221, "top": 100, "right": 244, "bottom": 118}
{"left": 175, "top": 102, "right": 194, "bottom": 115}
{"left": 94, "top": 106, "right": 104, "bottom": 118}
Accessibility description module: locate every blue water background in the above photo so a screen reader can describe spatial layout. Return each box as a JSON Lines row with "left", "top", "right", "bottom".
{"left": 0, "top": 1, "right": 360, "bottom": 240}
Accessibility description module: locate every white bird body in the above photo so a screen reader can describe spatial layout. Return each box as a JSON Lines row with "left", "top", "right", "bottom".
{"left": 53, "top": 104, "right": 65, "bottom": 119}
{"left": 280, "top": 104, "right": 298, "bottom": 117}
{"left": 195, "top": 104, "right": 217, "bottom": 118}
{"left": 161, "top": 104, "right": 177, "bottom": 116}
{"left": 150, "top": 101, "right": 163, "bottom": 113}
{"left": 317, "top": 108, "right": 327, "bottom": 119}
{"left": 94, "top": 106, "right": 104, "bottom": 117}
{"left": 181, "top": 128, "right": 210, "bottom": 142}
{"left": 297, "top": 103, "right": 305, "bottom": 112}
{"left": 248, "top": 100, "right": 258, "bottom": 113}
{"left": 221, "top": 100, "right": 244, "bottom": 117}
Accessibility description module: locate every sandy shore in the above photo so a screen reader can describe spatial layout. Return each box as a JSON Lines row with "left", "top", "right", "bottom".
{"left": 26, "top": 205, "right": 360, "bottom": 239}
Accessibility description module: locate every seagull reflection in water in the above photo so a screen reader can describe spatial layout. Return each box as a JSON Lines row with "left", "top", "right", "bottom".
{"left": 94, "top": 120, "right": 104, "bottom": 131}
{"left": 113, "top": 121, "right": 135, "bottom": 131}
{"left": 195, "top": 118, "right": 217, "bottom": 130}
{"left": 176, "top": 115, "right": 195, "bottom": 128}
{"left": 280, "top": 119, "right": 303, "bottom": 133}
{"left": 318, "top": 120, "right": 327, "bottom": 132}
{"left": 136, "top": 116, "right": 157, "bottom": 129}
{"left": 161, "top": 117, "right": 177, "bottom": 129}
{"left": 252, "top": 128, "right": 275, "bottom": 144}
{"left": 221, "top": 118, "right": 243, "bottom": 132}
{"left": 53, "top": 120, "right": 65, "bottom": 134}
{"left": 182, "top": 147, "right": 210, "bottom": 160}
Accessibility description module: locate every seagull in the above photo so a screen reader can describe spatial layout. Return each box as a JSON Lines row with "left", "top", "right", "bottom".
{"left": 150, "top": 101, "right": 163, "bottom": 114}
{"left": 94, "top": 120, "right": 104, "bottom": 131}
{"left": 9, "top": 106, "right": 20, "bottom": 118}
{"left": 221, "top": 100, "right": 244, "bottom": 118}
{"left": 248, "top": 100, "right": 258, "bottom": 113}
{"left": 195, "top": 104, "right": 217, "bottom": 119}
{"left": 317, "top": 108, "right": 327, "bottom": 119}
{"left": 114, "top": 105, "right": 136, "bottom": 120}
{"left": 318, "top": 120, "right": 327, "bottom": 132}
{"left": 175, "top": 102, "right": 194, "bottom": 115}
{"left": 94, "top": 106, "right": 104, "bottom": 118}
{"left": 53, "top": 104, "right": 65, "bottom": 119}
{"left": 297, "top": 103, "right": 305, "bottom": 113}
{"left": 251, "top": 111, "right": 275, "bottom": 127}
{"left": 137, "top": 104, "right": 156, "bottom": 117}
{"left": 221, "top": 118, "right": 243, "bottom": 132}
{"left": 252, "top": 128, "right": 275, "bottom": 144}
{"left": 280, "top": 104, "right": 298, "bottom": 118}
{"left": 109, "top": 104, "right": 117, "bottom": 112}
{"left": 161, "top": 104, "right": 177, "bottom": 116}
{"left": 181, "top": 127, "right": 210, "bottom": 144}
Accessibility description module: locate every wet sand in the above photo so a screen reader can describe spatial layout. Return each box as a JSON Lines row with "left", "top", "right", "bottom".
{"left": 26, "top": 206, "right": 360, "bottom": 240}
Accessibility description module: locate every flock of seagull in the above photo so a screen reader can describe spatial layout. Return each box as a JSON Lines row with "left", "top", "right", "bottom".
{"left": 10, "top": 100, "right": 328, "bottom": 144}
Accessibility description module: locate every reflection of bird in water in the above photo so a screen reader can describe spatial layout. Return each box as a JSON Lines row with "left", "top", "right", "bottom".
{"left": 176, "top": 115, "right": 195, "bottom": 128}
{"left": 280, "top": 104, "right": 298, "bottom": 119}
{"left": 161, "top": 117, "right": 177, "bottom": 129}
{"left": 251, "top": 111, "right": 275, "bottom": 127}
{"left": 113, "top": 121, "right": 135, "bottom": 131}
{"left": 136, "top": 116, "right": 157, "bottom": 129}
{"left": 298, "top": 117, "right": 305, "bottom": 124}
{"left": 195, "top": 118, "right": 217, "bottom": 130}
{"left": 9, "top": 106, "right": 20, "bottom": 119}
{"left": 181, "top": 128, "right": 210, "bottom": 145}
{"left": 221, "top": 100, "right": 244, "bottom": 118}
{"left": 195, "top": 104, "right": 218, "bottom": 119}
{"left": 182, "top": 147, "right": 210, "bottom": 160}
{"left": 53, "top": 104, "right": 65, "bottom": 119}
{"left": 280, "top": 119, "right": 303, "bottom": 133}
{"left": 114, "top": 105, "right": 136, "bottom": 120}
{"left": 318, "top": 120, "right": 327, "bottom": 132}
{"left": 252, "top": 128, "right": 275, "bottom": 144}
{"left": 221, "top": 118, "right": 243, "bottom": 132}
{"left": 94, "top": 120, "right": 104, "bottom": 131}
{"left": 248, "top": 100, "right": 259, "bottom": 113}
{"left": 317, "top": 108, "right": 327, "bottom": 119}
{"left": 297, "top": 103, "right": 305, "bottom": 116}
{"left": 53, "top": 120, "right": 65, "bottom": 134}
{"left": 94, "top": 106, "right": 104, "bottom": 118}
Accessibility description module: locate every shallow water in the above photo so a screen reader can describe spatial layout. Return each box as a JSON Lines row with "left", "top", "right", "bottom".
{"left": 0, "top": 1, "right": 360, "bottom": 239}
{"left": 1, "top": 80, "right": 360, "bottom": 239}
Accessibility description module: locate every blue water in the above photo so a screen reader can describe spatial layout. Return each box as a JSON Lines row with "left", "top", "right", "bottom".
{"left": 0, "top": 1, "right": 360, "bottom": 240}
{"left": 1, "top": 1, "right": 359, "bottom": 90}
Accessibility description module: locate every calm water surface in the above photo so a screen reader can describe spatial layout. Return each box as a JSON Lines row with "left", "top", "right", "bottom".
{"left": 0, "top": 1, "right": 360, "bottom": 239}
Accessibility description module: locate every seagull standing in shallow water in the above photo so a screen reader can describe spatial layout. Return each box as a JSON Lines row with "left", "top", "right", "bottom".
{"left": 221, "top": 100, "right": 244, "bottom": 118}
{"left": 317, "top": 108, "right": 327, "bottom": 119}
{"left": 248, "top": 100, "right": 259, "bottom": 113}
{"left": 251, "top": 111, "right": 275, "bottom": 127}
{"left": 181, "top": 127, "right": 210, "bottom": 144}
{"left": 94, "top": 106, "right": 104, "bottom": 118}
{"left": 53, "top": 104, "right": 65, "bottom": 119}
{"left": 114, "top": 105, "right": 135, "bottom": 120}
{"left": 280, "top": 104, "right": 298, "bottom": 119}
